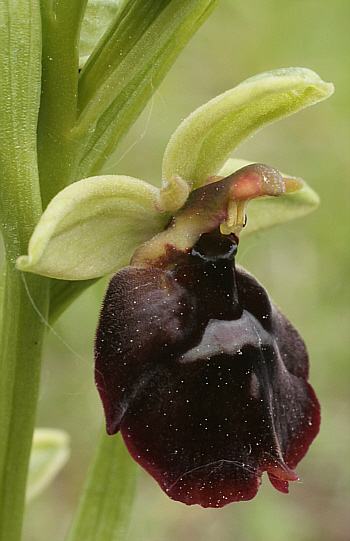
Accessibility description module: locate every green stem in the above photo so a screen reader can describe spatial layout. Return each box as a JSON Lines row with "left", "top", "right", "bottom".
{"left": 0, "top": 3, "right": 50, "bottom": 539}
{"left": 66, "top": 430, "right": 139, "bottom": 541}
{"left": 38, "top": 0, "right": 88, "bottom": 207}
{"left": 0, "top": 264, "right": 6, "bottom": 343}
{"left": 0, "top": 268, "right": 49, "bottom": 541}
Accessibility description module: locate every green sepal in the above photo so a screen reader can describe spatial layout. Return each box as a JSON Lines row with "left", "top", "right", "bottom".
{"left": 16, "top": 176, "right": 168, "bottom": 280}
{"left": 242, "top": 185, "right": 319, "bottom": 237}
{"left": 220, "top": 159, "right": 320, "bottom": 236}
{"left": 162, "top": 68, "right": 334, "bottom": 190}
{"left": 26, "top": 428, "right": 70, "bottom": 502}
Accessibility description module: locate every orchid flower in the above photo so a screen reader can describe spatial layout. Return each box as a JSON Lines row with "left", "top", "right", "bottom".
{"left": 17, "top": 67, "right": 333, "bottom": 507}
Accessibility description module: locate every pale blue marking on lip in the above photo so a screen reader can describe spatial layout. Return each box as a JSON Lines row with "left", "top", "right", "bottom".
{"left": 179, "top": 310, "right": 271, "bottom": 363}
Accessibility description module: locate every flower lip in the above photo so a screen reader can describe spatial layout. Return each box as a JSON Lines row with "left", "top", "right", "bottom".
{"left": 95, "top": 227, "right": 320, "bottom": 507}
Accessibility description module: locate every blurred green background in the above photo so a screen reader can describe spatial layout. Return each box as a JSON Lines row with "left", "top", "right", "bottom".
{"left": 4, "top": 0, "right": 348, "bottom": 539}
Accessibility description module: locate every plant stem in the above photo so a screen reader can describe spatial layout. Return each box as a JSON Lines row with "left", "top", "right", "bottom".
{"left": 0, "top": 3, "right": 50, "bottom": 539}
{"left": 0, "top": 267, "right": 49, "bottom": 541}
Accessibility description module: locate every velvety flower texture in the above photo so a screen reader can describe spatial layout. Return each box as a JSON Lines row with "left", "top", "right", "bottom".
{"left": 95, "top": 170, "right": 320, "bottom": 507}
{"left": 12, "top": 68, "right": 330, "bottom": 507}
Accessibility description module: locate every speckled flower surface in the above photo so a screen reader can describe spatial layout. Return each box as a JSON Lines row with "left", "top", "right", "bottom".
{"left": 95, "top": 225, "right": 320, "bottom": 507}
{"left": 16, "top": 67, "right": 333, "bottom": 507}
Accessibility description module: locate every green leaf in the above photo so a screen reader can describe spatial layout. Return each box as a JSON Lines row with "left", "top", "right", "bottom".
{"left": 16, "top": 176, "right": 168, "bottom": 280}
{"left": 26, "top": 429, "right": 70, "bottom": 502}
{"left": 38, "top": 0, "right": 89, "bottom": 208}
{"left": 79, "top": 0, "right": 121, "bottom": 68}
{"left": 219, "top": 159, "right": 320, "bottom": 236}
{"left": 74, "top": 0, "right": 220, "bottom": 179}
{"left": 162, "top": 67, "right": 334, "bottom": 190}
{"left": 66, "top": 430, "right": 138, "bottom": 541}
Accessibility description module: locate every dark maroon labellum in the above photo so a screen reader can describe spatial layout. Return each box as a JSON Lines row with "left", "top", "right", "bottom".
{"left": 95, "top": 229, "right": 320, "bottom": 507}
